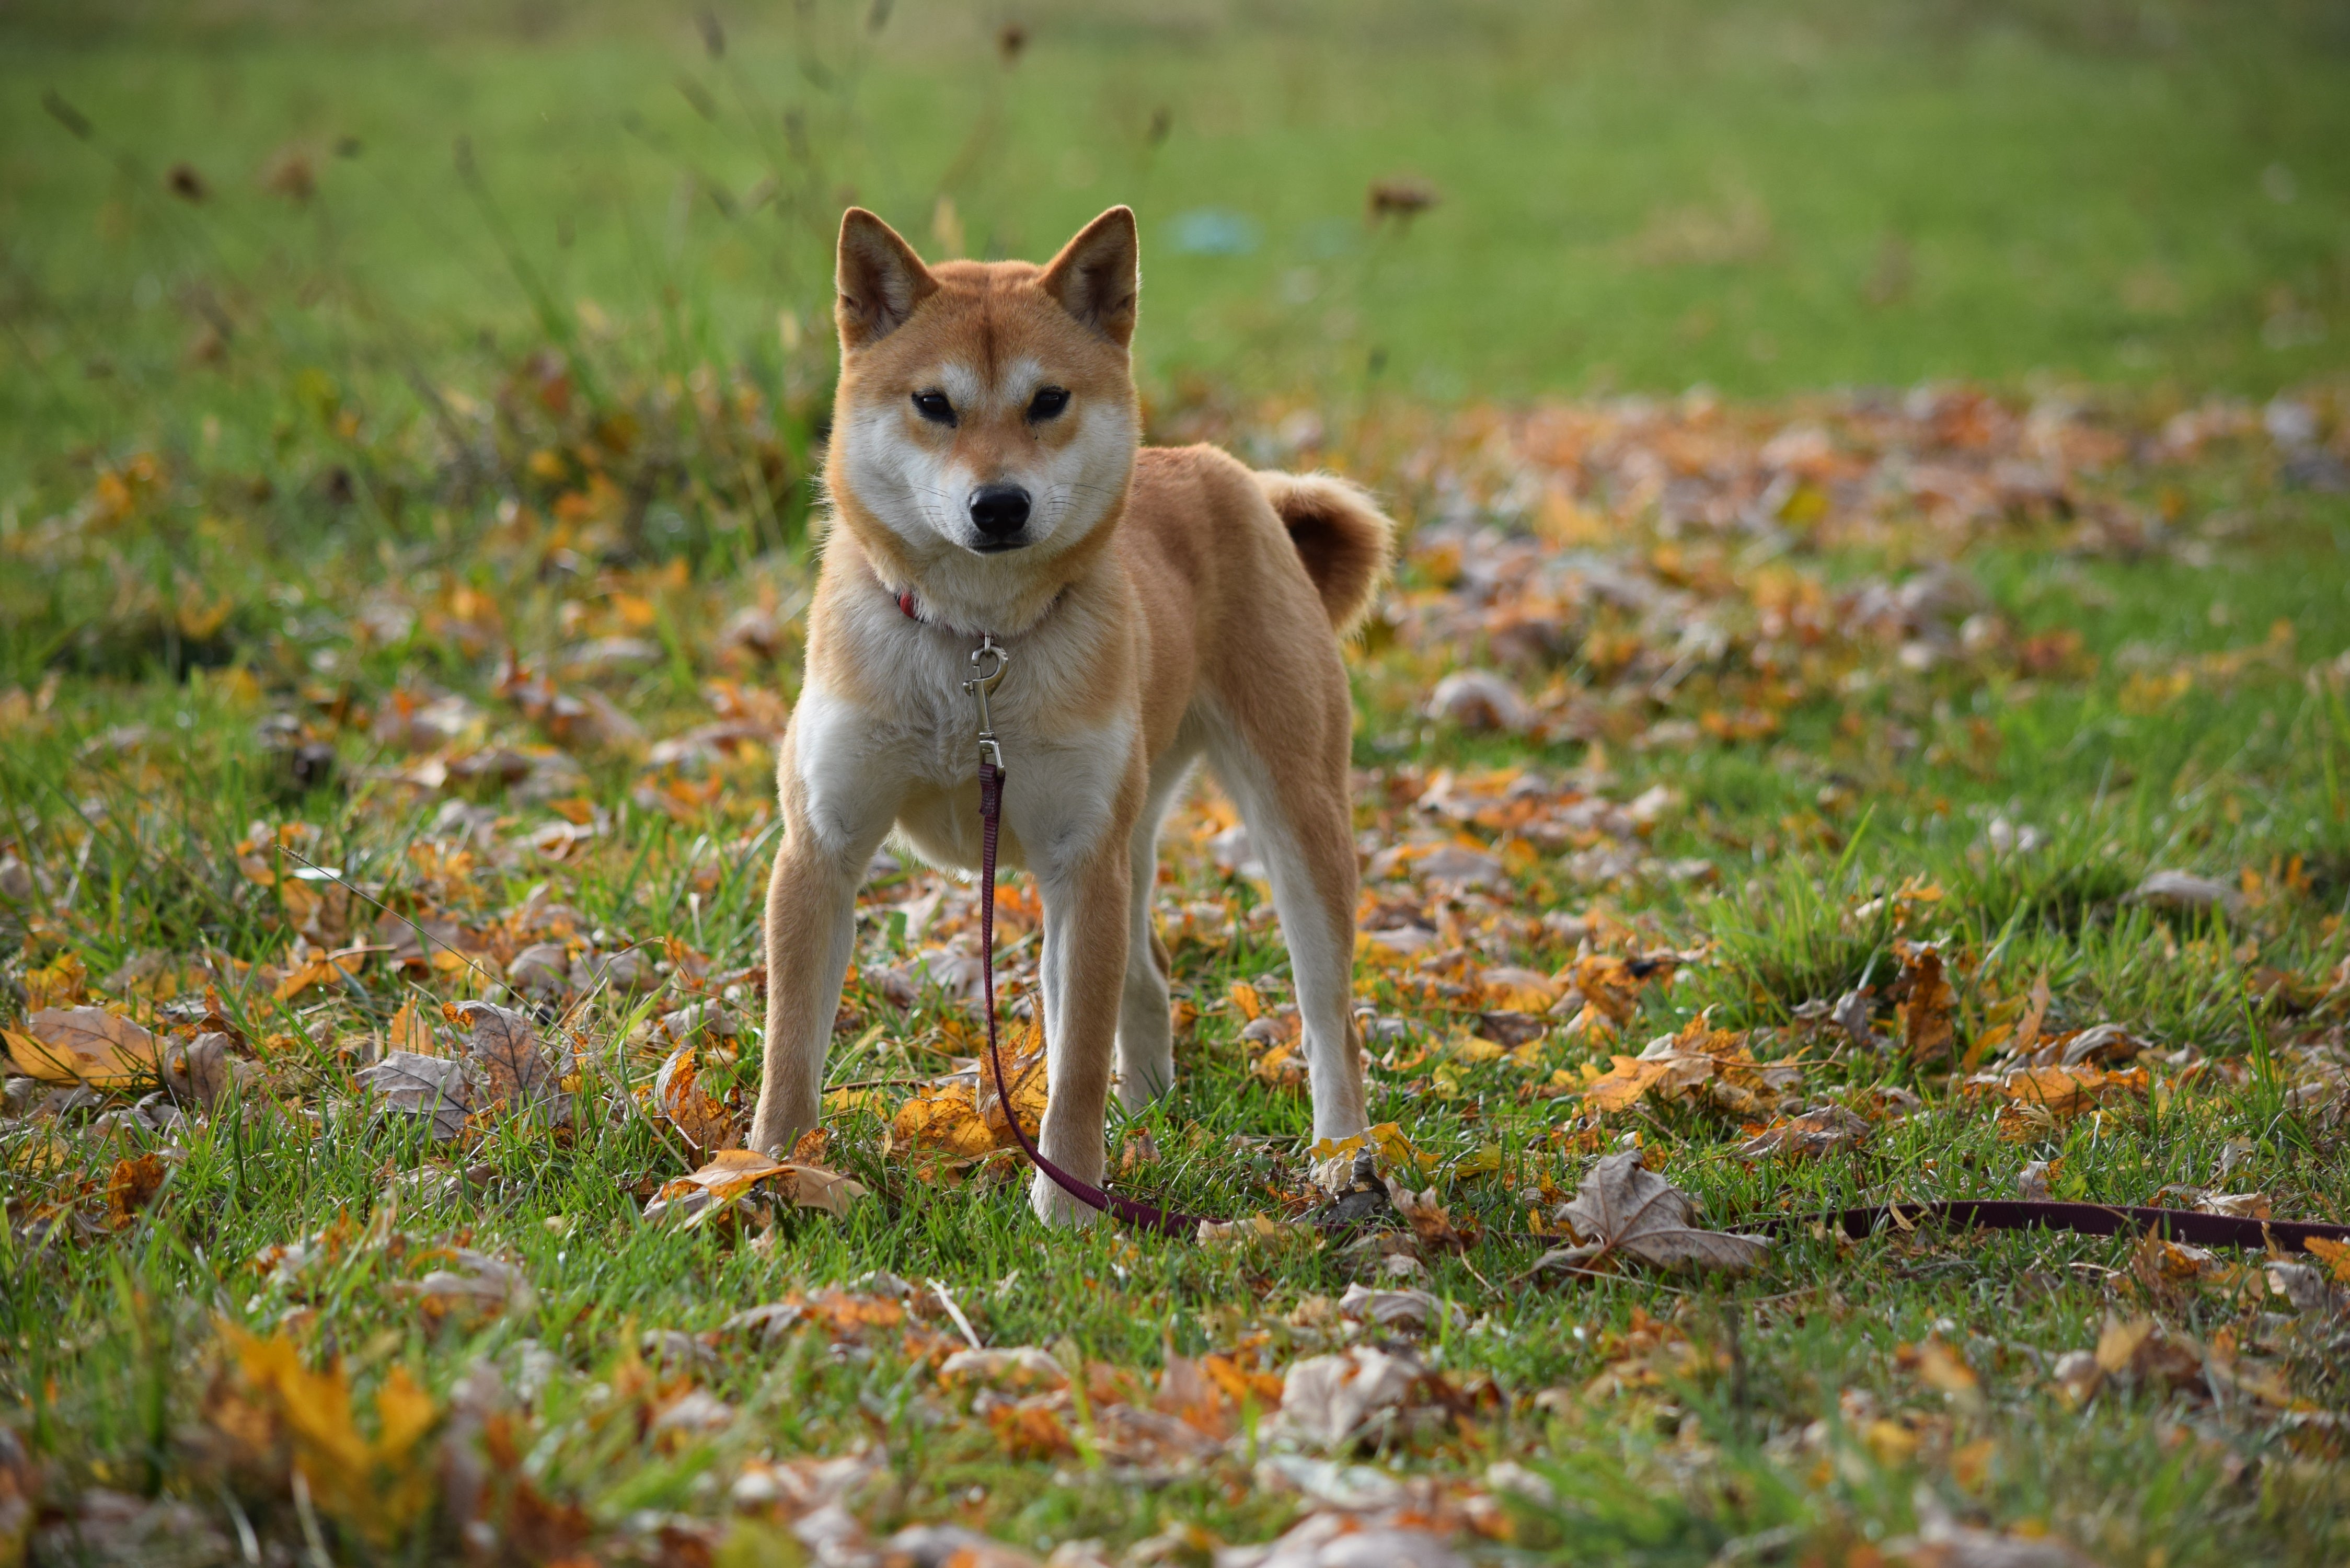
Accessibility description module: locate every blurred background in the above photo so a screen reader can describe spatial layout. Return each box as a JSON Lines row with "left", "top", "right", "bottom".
{"left": 6, "top": 1, "right": 2348, "bottom": 465}
{"left": 1, "top": 0, "right": 2347, "bottom": 682}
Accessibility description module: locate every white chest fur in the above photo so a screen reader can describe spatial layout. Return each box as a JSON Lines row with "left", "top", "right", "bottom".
{"left": 791, "top": 603, "right": 1137, "bottom": 882}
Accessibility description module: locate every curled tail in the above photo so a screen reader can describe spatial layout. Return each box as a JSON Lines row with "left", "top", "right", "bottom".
{"left": 1254, "top": 470, "right": 1396, "bottom": 635}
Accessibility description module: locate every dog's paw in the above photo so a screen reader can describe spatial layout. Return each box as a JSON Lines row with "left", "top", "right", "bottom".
{"left": 1028, "top": 1171, "right": 1103, "bottom": 1229}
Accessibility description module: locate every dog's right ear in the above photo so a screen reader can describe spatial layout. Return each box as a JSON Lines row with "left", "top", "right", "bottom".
{"left": 836, "top": 209, "right": 938, "bottom": 351}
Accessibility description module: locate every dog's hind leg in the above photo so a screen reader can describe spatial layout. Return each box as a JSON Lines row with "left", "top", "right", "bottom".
{"left": 1115, "top": 742, "right": 1202, "bottom": 1110}
{"left": 1203, "top": 718, "right": 1368, "bottom": 1144}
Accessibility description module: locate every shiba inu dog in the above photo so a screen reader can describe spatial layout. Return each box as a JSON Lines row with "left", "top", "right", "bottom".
{"left": 748, "top": 205, "right": 1395, "bottom": 1223}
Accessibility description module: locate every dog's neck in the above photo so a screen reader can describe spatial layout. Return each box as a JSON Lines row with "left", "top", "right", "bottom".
{"left": 832, "top": 492, "right": 1124, "bottom": 640}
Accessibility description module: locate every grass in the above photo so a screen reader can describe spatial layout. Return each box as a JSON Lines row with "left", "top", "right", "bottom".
{"left": 2, "top": 2, "right": 2350, "bottom": 1565}
{"left": 4, "top": 0, "right": 2349, "bottom": 489}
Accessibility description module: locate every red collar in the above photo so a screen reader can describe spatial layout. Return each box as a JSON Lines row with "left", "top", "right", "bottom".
{"left": 890, "top": 582, "right": 1068, "bottom": 637}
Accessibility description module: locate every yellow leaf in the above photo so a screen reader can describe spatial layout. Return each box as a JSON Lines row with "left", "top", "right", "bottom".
{"left": 1480, "top": 965, "right": 1559, "bottom": 1012}
{"left": 1250, "top": 1039, "right": 1307, "bottom": 1092}
{"left": 386, "top": 1000, "right": 436, "bottom": 1055}
{"left": 372, "top": 1365, "right": 437, "bottom": 1461}
{"left": 24, "top": 951, "right": 88, "bottom": 1010}
{"left": 1915, "top": 1338, "right": 1981, "bottom": 1402}
{"left": 1865, "top": 1419, "right": 1919, "bottom": 1467}
{"left": 1228, "top": 982, "right": 1263, "bottom": 1022}
{"left": 1583, "top": 1054, "right": 1671, "bottom": 1112}
{"left": 889, "top": 1084, "right": 1001, "bottom": 1158}
{"left": 7, "top": 1007, "right": 159, "bottom": 1087}
{"left": 1306, "top": 1132, "right": 1367, "bottom": 1162}
{"left": 1453, "top": 1145, "right": 1503, "bottom": 1180}
{"left": 1951, "top": 1437, "right": 1997, "bottom": 1491}
{"left": 2095, "top": 1316, "right": 2153, "bottom": 1375}
{"left": 2304, "top": 1236, "right": 2350, "bottom": 1285}
{"left": 977, "top": 1020, "right": 1052, "bottom": 1138}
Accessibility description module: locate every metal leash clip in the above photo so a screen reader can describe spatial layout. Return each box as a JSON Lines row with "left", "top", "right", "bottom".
{"left": 963, "top": 633, "right": 1009, "bottom": 770}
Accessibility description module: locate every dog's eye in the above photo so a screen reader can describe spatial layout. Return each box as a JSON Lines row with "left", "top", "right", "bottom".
{"left": 1027, "top": 386, "right": 1070, "bottom": 421}
{"left": 911, "top": 390, "right": 956, "bottom": 426}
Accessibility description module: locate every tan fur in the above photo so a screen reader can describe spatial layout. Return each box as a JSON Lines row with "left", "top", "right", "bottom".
{"left": 751, "top": 206, "right": 1396, "bottom": 1223}
{"left": 1252, "top": 470, "right": 1395, "bottom": 635}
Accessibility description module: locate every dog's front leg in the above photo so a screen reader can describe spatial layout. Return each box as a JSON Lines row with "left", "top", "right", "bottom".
{"left": 748, "top": 726, "right": 892, "bottom": 1157}
{"left": 1030, "top": 830, "right": 1134, "bottom": 1227}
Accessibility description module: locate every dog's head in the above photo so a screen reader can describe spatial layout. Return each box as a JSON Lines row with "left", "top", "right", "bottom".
{"left": 825, "top": 206, "right": 1140, "bottom": 590}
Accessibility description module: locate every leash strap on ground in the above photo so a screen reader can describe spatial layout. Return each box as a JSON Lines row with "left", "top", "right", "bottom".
{"left": 1754, "top": 1199, "right": 2350, "bottom": 1253}
{"left": 977, "top": 756, "right": 1209, "bottom": 1239}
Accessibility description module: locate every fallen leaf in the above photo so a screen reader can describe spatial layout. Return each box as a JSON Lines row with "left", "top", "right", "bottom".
{"left": 644, "top": 1148, "right": 868, "bottom": 1225}
{"left": 1222, "top": 1511, "right": 1470, "bottom": 1568}
{"left": 1735, "top": 1103, "right": 1869, "bottom": 1160}
{"left": 444, "top": 999, "right": 568, "bottom": 1114}
{"left": 1479, "top": 966, "right": 1559, "bottom": 1012}
{"left": 2304, "top": 1235, "right": 2350, "bottom": 1285}
{"left": 160, "top": 1031, "right": 234, "bottom": 1108}
{"left": 890, "top": 1082, "right": 1004, "bottom": 1160}
{"left": 1581, "top": 1053, "right": 1678, "bottom": 1111}
{"left": 1335, "top": 1284, "right": 1460, "bottom": 1335}
{"left": 1895, "top": 944, "right": 1956, "bottom": 1064}
{"left": 1893, "top": 1510, "right": 2102, "bottom": 1567}
{"left": 977, "top": 1018, "right": 1052, "bottom": 1139}
{"left": 106, "top": 1152, "right": 167, "bottom": 1228}
{"left": 394, "top": 1249, "right": 536, "bottom": 1317}
{"left": 652, "top": 1044, "right": 740, "bottom": 1151}
{"left": 1275, "top": 1347, "right": 1424, "bottom": 1448}
{"left": 2093, "top": 1315, "right": 2154, "bottom": 1375}
{"left": 1912, "top": 1337, "right": 1982, "bottom": 1404}
{"left": 212, "top": 1326, "right": 441, "bottom": 1543}
{"left": 2130, "top": 868, "right": 2244, "bottom": 916}
{"left": 1559, "top": 1151, "right": 1771, "bottom": 1273}
{"left": 7, "top": 1007, "right": 159, "bottom": 1088}
{"left": 355, "top": 1051, "right": 470, "bottom": 1140}
{"left": 939, "top": 1346, "right": 1068, "bottom": 1391}
{"left": 272, "top": 942, "right": 371, "bottom": 1001}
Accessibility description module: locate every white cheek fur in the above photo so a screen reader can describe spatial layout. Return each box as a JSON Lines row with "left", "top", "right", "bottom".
{"left": 1022, "top": 404, "right": 1135, "bottom": 549}
{"left": 842, "top": 406, "right": 972, "bottom": 550}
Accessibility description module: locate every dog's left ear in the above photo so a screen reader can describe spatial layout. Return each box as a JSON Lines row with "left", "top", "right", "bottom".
{"left": 1040, "top": 206, "right": 1139, "bottom": 349}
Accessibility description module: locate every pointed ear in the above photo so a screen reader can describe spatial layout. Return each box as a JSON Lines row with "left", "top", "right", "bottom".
{"left": 1039, "top": 206, "right": 1138, "bottom": 349}
{"left": 836, "top": 208, "right": 938, "bottom": 351}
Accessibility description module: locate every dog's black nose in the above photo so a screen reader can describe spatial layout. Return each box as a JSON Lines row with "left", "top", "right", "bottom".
{"left": 969, "top": 484, "right": 1032, "bottom": 543}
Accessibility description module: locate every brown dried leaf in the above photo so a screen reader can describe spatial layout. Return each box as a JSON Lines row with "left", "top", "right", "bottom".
{"left": 355, "top": 1050, "right": 470, "bottom": 1140}
{"left": 1735, "top": 1103, "right": 1870, "bottom": 1161}
{"left": 1896, "top": 944, "right": 1956, "bottom": 1064}
{"left": 7, "top": 1007, "right": 160, "bottom": 1088}
{"left": 1561, "top": 1151, "right": 1771, "bottom": 1273}
{"left": 106, "top": 1152, "right": 167, "bottom": 1228}
{"left": 652, "top": 1045, "right": 740, "bottom": 1151}
{"left": 160, "top": 1031, "right": 234, "bottom": 1108}
{"left": 644, "top": 1148, "right": 869, "bottom": 1226}
{"left": 443, "top": 999, "right": 567, "bottom": 1114}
